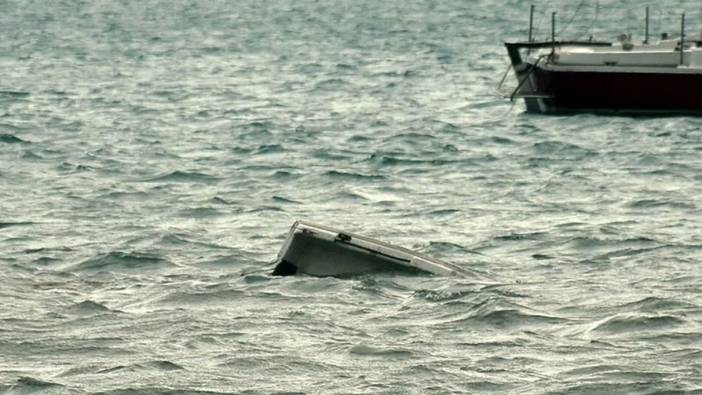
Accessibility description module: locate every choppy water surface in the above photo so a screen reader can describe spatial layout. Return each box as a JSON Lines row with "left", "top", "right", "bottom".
{"left": 2, "top": 0, "right": 702, "bottom": 393}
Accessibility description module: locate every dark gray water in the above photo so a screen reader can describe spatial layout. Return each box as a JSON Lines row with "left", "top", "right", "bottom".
{"left": 2, "top": 0, "right": 702, "bottom": 393}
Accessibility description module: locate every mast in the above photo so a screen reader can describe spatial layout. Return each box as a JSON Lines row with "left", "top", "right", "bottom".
{"left": 528, "top": 5, "right": 535, "bottom": 43}
{"left": 680, "top": 12, "right": 686, "bottom": 65}
{"left": 551, "top": 12, "right": 556, "bottom": 55}
{"left": 644, "top": 6, "right": 649, "bottom": 44}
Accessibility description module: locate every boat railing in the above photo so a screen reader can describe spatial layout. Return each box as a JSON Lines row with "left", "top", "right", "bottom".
{"left": 504, "top": 41, "right": 613, "bottom": 67}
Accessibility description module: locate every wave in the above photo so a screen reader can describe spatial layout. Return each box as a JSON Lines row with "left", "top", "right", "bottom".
{"left": 634, "top": 332, "right": 702, "bottom": 348}
{"left": 469, "top": 308, "right": 565, "bottom": 328}
{"left": 335, "top": 62, "right": 357, "bottom": 71}
{"left": 143, "top": 171, "right": 220, "bottom": 183}
{"left": 348, "top": 344, "right": 414, "bottom": 358}
{"left": 177, "top": 206, "right": 225, "bottom": 218}
{"left": 562, "top": 235, "right": 661, "bottom": 252}
{"left": 239, "top": 119, "right": 276, "bottom": 132}
{"left": 57, "top": 161, "right": 97, "bottom": 173}
{"left": 21, "top": 150, "right": 44, "bottom": 159}
{"left": 102, "top": 190, "right": 151, "bottom": 200}
{"left": 365, "top": 153, "right": 483, "bottom": 167}
{"left": 589, "top": 313, "right": 685, "bottom": 334}
{"left": 557, "top": 364, "right": 677, "bottom": 393}
{"left": 200, "top": 252, "right": 253, "bottom": 268}
{"left": 428, "top": 297, "right": 565, "bottom": 329}
{"left": 0, "top": 90, "right": 30, "bottom": 98}
{"left": 324, "top": 170, "right": 385, "bottom": 181}
{"left": 152, "top": 233, "right": 234, "bottom": 251}
{"left": 493, "top": 231, "right": 547, "bottom": 242}
{"left": 70, "top": 251, "right": 174, "bottom": 272}
{"left": 255, "top": 143, "right": 287, "bottom": 155}
{"left": 155, "top": 289, "right": 248, "bottom": 306}
{"left": 626, "top": 198, "right": 696, "bottom": 210}
{"left": 383, "top": 131, "right": 438, "bottom": 143}
{"left": 413, "top": 287, "right": 479, "bottom": 302}
{"left": 0, "top": 133, "right": 29, "bottom": 144}
{"left": 0, "top": 221, "right": 34, "bottom": 229}
{"left": 491, "top": 136, "right": 515, "bottom": 145}
{"left": 270, "top": 170, "right": 302, "bottom": 180}
{"left": 93, "top": 389, "right": 239, "bottom": 395}
{"left": 271, "top": 195, "right": 300, "bottom": 204}
{"left": 591, "top": 246, "right": 666, "bottom": 261}
{"left": 216, "top": 354, "right": 335, "bottom": 377}
{"left": 98, "top": 360, "right": 184, "bottom": 374}
{"left": 425, "top": 120, "right": 460, "bottom": 134}
{"left": 32, "top": 256, "right": 62, "bottom": 265}
{"left": 3, "top": 376, "right": 63, "bottom": 392}
{"left": 209, "top": 196, "right": 233, "bottom": 205}
{"left": 423, "top": 241, "right": 479, "bottom": 255}
{"left": 64, "top": 300, "right": 120, "bottom": 316}
{"left": 425, "top": 208, "right": 462, "bottom": 217}
{"left": 549, "top": 382, "right": 654, "bottom": 395}
{"left": 531, "top": 140, "right": 598, "bottom": 157}
{"left": 618, "top": 296, "right": 698, "bottom": 313}
{"left": 313, "top": 78, "right": 348, "bottom": 90}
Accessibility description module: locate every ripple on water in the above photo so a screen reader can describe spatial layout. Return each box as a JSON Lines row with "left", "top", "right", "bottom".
{"left": 618, "top": 296, "right": 699, "bottom": 313}
{"left": 0, "top": 90, "right": 30, "bottom": 100}
{"left": 347, "top": 344, "right": 414, "bottom": 358}
{"left": 0, "top": 133, "right": 29, "bottom": 144}
{"left": 64, "top": 300, "right": 119, "bottom": 316}
{"left": 323, "top": 170, "right": 386, "bottom": 181}
{"left": 93, "top": 389, "right": 241, "bottom": 395}
{"left": 69, "top": 251, "right": 175, "bottom": 272}
{"left": 1, "top": 376, "right": 63, "bottom": 393}
{"left": 588, "top": 313, "right": 686, "bottom": 335}
{"left": 155, "top": 289, "right": 248, "bottom": 307}
{"left": 0, "top": 222, "right": 35, "bottom": 229}
{"left": 142, "top": 171, "right": 220, "bottom": 184}
{"left": 97, "top": 360, "right": 185, "bottom": 374}
{"left": 412, "top": 286, "right": 482, "bottom": 302}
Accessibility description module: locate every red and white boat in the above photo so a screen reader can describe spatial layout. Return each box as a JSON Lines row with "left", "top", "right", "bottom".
{"left": 503, "top": 9, "right": 702, "bottom": 114}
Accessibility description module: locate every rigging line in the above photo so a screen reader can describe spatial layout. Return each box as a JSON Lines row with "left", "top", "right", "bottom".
{"left": 654, "top": 7, "right": 662, "bottom": 40}
{"left": 573, "top": 0, "right": 600, "bottom": 41}
{"left": 556, "top": 0, "right": 588, "bottom": 36}
{"left": 504, "top": 98, "right": 517, "bottom": 117}
{"left": 509, "top": 55, "right": 547, "bottom": 102}
{"left": 495, "top": 60, "right": 513, "bottom": 97}
{"left": 531, "top": 7, "right": 548, "bottom": 42}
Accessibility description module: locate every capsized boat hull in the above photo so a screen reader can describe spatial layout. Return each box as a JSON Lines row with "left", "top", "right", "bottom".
{"left": 272, "top": 221, "right": 469, "bottom": 277}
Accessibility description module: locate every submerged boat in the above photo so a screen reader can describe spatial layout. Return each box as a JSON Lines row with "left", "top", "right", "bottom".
{"left": 272, "top": 221, "right": 469, "bottom": 277}
{"left": 502, "top": 7, "right": 702, "bottom": 114}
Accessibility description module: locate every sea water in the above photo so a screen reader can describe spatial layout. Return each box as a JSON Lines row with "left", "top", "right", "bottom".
{"left": 2, "top": 0, "right": 702, "bottom": 393}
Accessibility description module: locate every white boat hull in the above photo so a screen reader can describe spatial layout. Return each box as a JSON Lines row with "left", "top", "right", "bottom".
{"left": 272, "top": 221, "right": 469, "bottom": 277}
